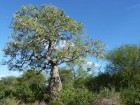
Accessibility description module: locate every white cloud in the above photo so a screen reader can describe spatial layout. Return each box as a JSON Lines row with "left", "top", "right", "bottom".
{"left": 57, "top": 40, "right": 67, "bottom": 48}
{"left": 0, "top": 71, "right": 23, "bottom": 80}
{"left": 0, "top": 74, "right": 6, "bottom": 79}
{"left": 44, "top": 40, "right": 75, "bottom": 50}
{"left": 56, "top": 40, "right": 74, "bottom": 48}
{"left": 86, "top": 61, "right": 100, "bottom": 69}
{"left": 94, "top": 63, "right": 100, "bottom": 67}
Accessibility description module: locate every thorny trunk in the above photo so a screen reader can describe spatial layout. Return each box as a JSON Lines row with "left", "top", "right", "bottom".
{"left": 49, "top": 63, "right": 62, "bottom": 97}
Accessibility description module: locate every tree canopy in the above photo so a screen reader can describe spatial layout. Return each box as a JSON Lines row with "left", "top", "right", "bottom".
{"left": 3, "top": 4, "right": 105, "bottom": 96}
{"left": 106, "top": 44, "right": 140, "bottom": 73}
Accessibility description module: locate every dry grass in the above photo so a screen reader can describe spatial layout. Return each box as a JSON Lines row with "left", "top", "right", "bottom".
{"left": 32, "top": 101, "right": 47, "bottom": 105}
{"left": 92, "top": 97, "right": 120, "bottom": 105}
{"left": 91, "top": 88, "right": 121, "bottom": 105}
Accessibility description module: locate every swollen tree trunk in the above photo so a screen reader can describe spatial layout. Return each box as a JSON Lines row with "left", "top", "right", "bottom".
{"left": 49, "top": 63, "right": 62, "bottom": 97}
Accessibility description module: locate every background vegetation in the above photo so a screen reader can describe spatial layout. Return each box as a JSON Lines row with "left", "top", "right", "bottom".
{"left": 0, "top": 45, "right": 140, "bottom": 105}
{"left": 0, "top": 4, "right": 140, "bottom": 105}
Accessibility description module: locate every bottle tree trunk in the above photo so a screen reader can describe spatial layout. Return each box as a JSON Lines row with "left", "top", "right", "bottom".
{"left": 49, "top": 62, "right": 62, "bottom": 97}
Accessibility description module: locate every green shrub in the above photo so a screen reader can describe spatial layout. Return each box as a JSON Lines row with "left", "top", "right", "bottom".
{"left": 92, "top": 88, "right": 120, "bottom": 105}
{"left": 0, "top": 97, "right": 17, "bottom": 105}
{"left": 97, "top": 88, "right": 116, "bottom": 98}
{"left": 121, "top": 87, "right": 140, "bottom": 105}
{"left": 50, "top": 82, "right": 95, "bottom": 105}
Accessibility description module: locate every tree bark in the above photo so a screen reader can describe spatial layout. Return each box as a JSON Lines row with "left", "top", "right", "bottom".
{"left": 49, "top": 63, "right": 62, "bottom": 97}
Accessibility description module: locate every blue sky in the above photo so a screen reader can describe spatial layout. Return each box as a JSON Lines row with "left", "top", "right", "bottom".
{"left": 0, "top": 0, "right": 140, "bottom": 77}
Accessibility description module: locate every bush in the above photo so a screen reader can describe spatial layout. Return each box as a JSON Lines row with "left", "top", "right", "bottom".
{"left": 92, "top": 88, "right": 120, "bottom": 105}
{"left": 121, "top": 87, "right": 140, "bottom": 105}
{"left": 50, "top": 82, "right": 95, "bottom": 105}
{"left": 0, "top": 97, "right": 17, "bottom": 105}
{"left": 85, "top": 73, "right": 123, "bottom": 92}
{"left": 0, "top": 70, "right": 48, "bottom": 104}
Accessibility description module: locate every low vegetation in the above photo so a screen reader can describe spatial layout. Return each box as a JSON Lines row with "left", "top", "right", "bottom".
{"left": 0, "top": 45, "right": 140, "bottom": 105}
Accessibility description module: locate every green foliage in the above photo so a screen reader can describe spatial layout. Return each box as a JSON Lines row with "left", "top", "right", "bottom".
{"left": 48, "top": 69, "right": 95, "bottom": 105}
{"left": 104, "top": 44, "right": 140, "bottom": 105}
{"left": 59, "top": 67, "right": 74, "bottom": 82}
{"left": 2, "top": 3, "right": 140, "bottom": 105}
{"left": 4, "top": 4, "right": 105, "bottom": 98}
{"left": 92, "top": 88, "right": 120, "bottom": 105}
{"left": 74, "top": 77, "right": 87, "bottom": 88}
{"left": 0, "top": 76, "right": 17, "bottom": 99}
{"left": 104, "top": 44, "right": 140, "bottom": 88}
{"left": 15, "top": 70, "right": 48, "bottom": 103}
{"left": 84, "top": 73, "right": 122, "bottom": 92}
{"left": 0, "top": 70, "right": 48, "bottom": 104}
{"left": 4, "top": 4, "right": 105, "bottom": 73}
{"left": 0, "top": 97, "right": 17, "bottom": 105}
{"left": 106, "top": 44, "right": 140, "bottom": 73}
{"left": 59, "top": 67, "right": 89, "bottom": 89}
{"left": 50, "top": 82, "right": 94, "bottom": 105}
{"left": 97, "top": 88, "right": 119, "bottom": 99}
{"left": 121, "top": 87, "right": 140, "bottom": 105}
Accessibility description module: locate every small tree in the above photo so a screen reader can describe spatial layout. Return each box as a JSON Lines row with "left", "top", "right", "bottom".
{"left": 106, "top": 44, "right": 140, "bottom": 73}
{"left": 105, "top": 44, "right": 140, "bottom": 88}
{"left": 3, "top": 5, "right": 105, "bottom": 97}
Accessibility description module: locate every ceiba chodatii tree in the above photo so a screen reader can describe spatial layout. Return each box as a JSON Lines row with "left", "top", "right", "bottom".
{"left": 3, "top": 5, "right": 105, "bottom": 96}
